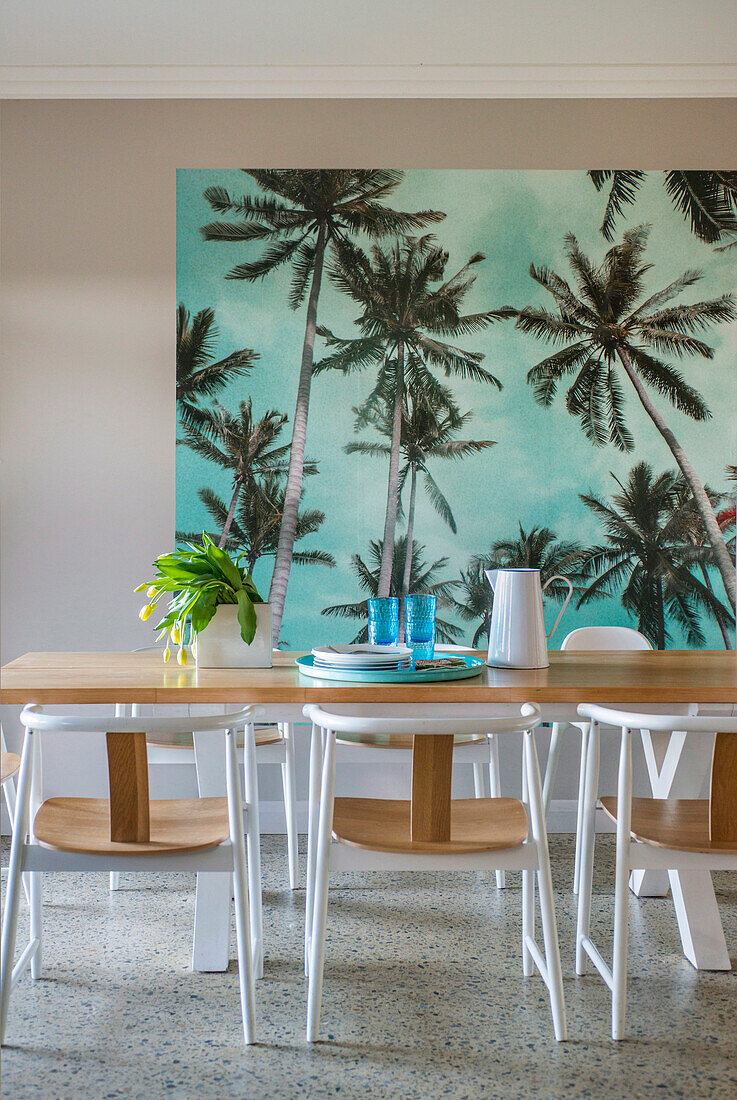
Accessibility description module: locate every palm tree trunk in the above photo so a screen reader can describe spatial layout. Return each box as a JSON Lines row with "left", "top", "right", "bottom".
{"left": 617, "top": 347, "right": 736, "bottom": 608}
{"left": 657, "top": 580, "right": 666, "bottom": 650}
{"left": 268, "top": 222, "right": 327, "bottom": 642}
{"left": 378, "top": 342, "right": 405, "bottom": 596}
{"left": 699, "top": 561, "right": 734, "bottom": 648}
{"left": 219, "top": 477, "right": 243, "bottom": 549}
{"left": 401, "top": 464, "right": 418, "bottom": 599}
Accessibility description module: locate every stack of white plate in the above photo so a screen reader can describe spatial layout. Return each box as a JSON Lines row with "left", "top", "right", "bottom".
{"left": 311, "top": 644, "right": 413, "bottom": 671}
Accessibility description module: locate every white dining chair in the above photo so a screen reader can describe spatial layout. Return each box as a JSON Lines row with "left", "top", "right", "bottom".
{"left": 575, "top": 703, "right": 737, "bottom": 1040}
{"left": 109, "top": 648, "right": 298, "bottom": 894}
{"left": 303, "top": 702, "right": 567, "bottom": 1043}
{"left": 1, "top": 704, "right": 263, "bottom": 1046}
{"left": 109, "top": 708, "right": 298, "bottom": 893}
{"left": 331, "top": 646, "right": 506, "bottom": 888}
{"left": 541, "top": 627, "right": 652, "bottom": 892}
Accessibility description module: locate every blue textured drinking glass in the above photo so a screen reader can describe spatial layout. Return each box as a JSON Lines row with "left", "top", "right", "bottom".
{"left": 367, "top": 597, "right": 400, "bottom": 646}
{"left": 404, "top": 594, "right": 437, "bottom": 659}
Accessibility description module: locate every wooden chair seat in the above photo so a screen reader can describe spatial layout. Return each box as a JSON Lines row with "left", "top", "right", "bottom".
{"left": 334, "top": 732, "right": 487, "bottom": 750}
{"left": 33, "top": 796, "right": 230, "bottom": 855}
{"left": 146, "top": 725, "right": 283, "bottom": 750}
{"left": 332, "top": 796, "right": 529, "bottom": 854}
{"left": 601, "top": 796, "right": 737, "bottom": 854}
{"left": 1, "top": 751, "right": 21, "bottom": 785}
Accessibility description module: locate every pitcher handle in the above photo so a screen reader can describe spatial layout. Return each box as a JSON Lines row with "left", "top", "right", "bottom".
{"left": 541, "top": 575, "right": 574, "bottom": 639}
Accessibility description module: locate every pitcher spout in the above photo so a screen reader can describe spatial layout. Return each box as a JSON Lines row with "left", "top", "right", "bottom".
{"left": 484, "top": 569, "right": 498, "bottom": 592}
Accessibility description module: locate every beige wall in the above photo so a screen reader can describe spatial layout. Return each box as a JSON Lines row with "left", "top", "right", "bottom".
{"left": 1, "top": 98, "right": 735, "bottom": 813}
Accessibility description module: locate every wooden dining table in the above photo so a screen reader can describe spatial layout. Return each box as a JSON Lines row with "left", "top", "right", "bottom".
{"left": 2, "top": 647, "right": 735, "bottom": 973}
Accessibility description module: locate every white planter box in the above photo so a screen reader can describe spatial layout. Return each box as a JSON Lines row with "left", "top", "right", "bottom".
{"left": 196, "top": 603, "right": 273, "bottom": 668}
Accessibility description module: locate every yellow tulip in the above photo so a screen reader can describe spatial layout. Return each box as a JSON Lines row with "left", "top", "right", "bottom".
{"left": 177, "top": 647, "right": 187, "bottom": 666}
{"left": 171, "top": 626, "right": 181, "bottom": 644}
{"left": 147, "top": 586, "right": 157, "bottom": 599}
{"left": 139, "top": 604, "right": 153, "bottom": 622}
{"left": 163, "top": 646, "right": 171, "bottom": 663}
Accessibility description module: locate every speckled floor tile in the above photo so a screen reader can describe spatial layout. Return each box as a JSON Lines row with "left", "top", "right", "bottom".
{"left": 2, "top": 835, "right": 735, "bottom": 1099}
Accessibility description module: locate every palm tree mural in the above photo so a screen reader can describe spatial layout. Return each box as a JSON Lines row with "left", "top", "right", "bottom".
{"left": 178, "top": 399, "right": 297, "bottom": 549}
{"left": 345, "top": 385, "right": 496, "bottom": 598}
{"left": 315, "top": 235, "right": 506, "bottom": 594}
{"left": 588, "top": 171, "right": 737, "bottom": 244}
{"left": 176, "top": 304, "right": 257, "bottom": 426}
{"left": 516, "top": 225, "right": 736, "bottom": 605}
{"left": 578, "top": 463, "right": 734, "bottom": 650}
{"left": 454, "top": 525, "right": 586, "bottom": 648}
{"left": 322, "top": 536, "right": 461, "bottom": 644}
{"left": 200, "top": 170, "right": 444, "bottom": 641}
{"left": 177, "top": 472, "right": 335, "bottom": 576}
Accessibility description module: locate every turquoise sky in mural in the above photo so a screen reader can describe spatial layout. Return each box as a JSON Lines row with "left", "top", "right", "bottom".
{"left": 176, "top": 170, "right": 736, "bottom": 650}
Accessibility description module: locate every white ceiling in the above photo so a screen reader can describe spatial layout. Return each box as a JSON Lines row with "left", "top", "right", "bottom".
{"left": 1, "top": 0, "right": 736, "bottom": 98}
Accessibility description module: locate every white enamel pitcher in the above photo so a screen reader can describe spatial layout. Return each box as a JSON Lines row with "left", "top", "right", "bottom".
{"left": 485, "top": 568, "right": 574, "bottom": 669}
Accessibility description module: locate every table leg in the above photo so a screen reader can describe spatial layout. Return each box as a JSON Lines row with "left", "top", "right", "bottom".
{"left": 192, "top": 727, "right": 231, "bottom": 973}
{"left": 669, "top": 871, "right": 731, "bottom": 971}
{"left": 632, "top": 726, "right": 730, "bottom": 971}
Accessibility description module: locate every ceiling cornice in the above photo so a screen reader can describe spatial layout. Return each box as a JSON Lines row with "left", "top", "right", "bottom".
{"left": 2, "top": 63, "right": 736, "bottom": 99}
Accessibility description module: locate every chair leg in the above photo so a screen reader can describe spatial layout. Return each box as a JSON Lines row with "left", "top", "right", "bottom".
{"left": 525, "top": 730, "right": 567, "bottom": 1042}
{"left": 1, "top": 732, "right": 33, "bottom": 1044}
{"left": 542, "top": 722, "right": 563, "bottom": 818}
{"left": 109, "top": 872, "right": 121, "bottom": 891}
{"left": 280, "top": 723, "right": 299, "bottom": 891}
{"left": 488, "top": 735, "right": 505, "bottom": 889}
{"left": 572, "top": 725, "right": 589, "bottom": 895}
{"left": 612, "top": 727, "right": 632, "bottom": 1041}
{"left": 306, "top": 731, "right": 336, "bottom": 1043}
{"left": 28, "top": 874, "right": 42, "bottom": 980}
{"left": 243, "top": 724, "right": 263, "bottom": 980}
{"left": 28, "top": 732, "right": 43, "bottom": 979}
{"left": 1, "top": 771, "right": 31, "bottom": 906}
{"left": 576, "top": 721, "right": 600, "bottom": 975}
{"left": 226, "top": 728, "right": 256, "bottom": 1045}
{"left": 472, "top": 761, "right": 485, "bottom": 799}
{"left": 521, "top": 869, "right": 535, "bottom": 976}
{"left": 305, "top": 723, "right": 323, "bottom": 977}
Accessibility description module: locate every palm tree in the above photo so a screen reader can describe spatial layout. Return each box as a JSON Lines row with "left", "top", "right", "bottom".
{"left": 588, "top": 171, "right": 737, "bottom": 244}
{"left": 176, "top": 304, "right": 257, "bottom": 426}
{"left": 345, "top": 385, "right": 496, "bottom": 597}
{"left": 578, "top": 463, "right": 734, "bottom": 650}
{"left": 453, "top": 560, "right": 494, "bottom": 648}
{"left": 200, "top": 170, "right": 444, "bottom": 641}
{"left": 315, "top": 234, "right": 507, "bottom": 593}
{"left": 322, "top": 536, "right": 462, "bottom": 644}
{"left": 681, "top": 486, "right": 735, "bottom": 648}
{"left": 516, "top": 225, "right": 736, "bottom": 605}
{"left": 178, "top": 399, "right": 297, "bottom": 549}
{"left": 454, "top": 525, "right": 586, "bottom": 648}
{"left": 177, "top": 471, "right": 335, "bottom": 576}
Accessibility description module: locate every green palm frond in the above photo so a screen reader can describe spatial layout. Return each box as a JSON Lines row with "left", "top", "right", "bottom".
{"left": 176, "top": 303, "right": 257, "bottom": 409}
{"left": 589, "top": 170, "right": 647, "bottom": 241}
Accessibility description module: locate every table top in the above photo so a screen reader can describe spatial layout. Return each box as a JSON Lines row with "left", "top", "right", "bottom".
{"left": 2, "top": 649, "right": 735, "bottom": 705}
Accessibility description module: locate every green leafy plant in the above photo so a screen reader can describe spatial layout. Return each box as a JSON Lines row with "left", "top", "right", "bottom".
{"left": 135, "top": 533, "right": 264, "bottom": 663}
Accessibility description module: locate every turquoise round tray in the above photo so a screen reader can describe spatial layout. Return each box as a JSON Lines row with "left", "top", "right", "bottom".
{"left": 295, "top": 654, "right": 485, "bottom": 683}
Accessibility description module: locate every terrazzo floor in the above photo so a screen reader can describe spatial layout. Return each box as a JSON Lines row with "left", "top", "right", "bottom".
{"left": 1, "top": 834, "right": 736, "bottom": 1099}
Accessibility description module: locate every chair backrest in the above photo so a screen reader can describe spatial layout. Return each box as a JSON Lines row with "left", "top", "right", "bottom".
{"left": 578, "top": 704, "right": 737, "bottom": 844}
{"left": 303, "top": 703, "right": 540, "bottom": 740}
{"left": 561, "top": 627, "right": 652, "bottom": 652}
{"left": 20, "top": 705, "right": 262, "bottom": 844}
